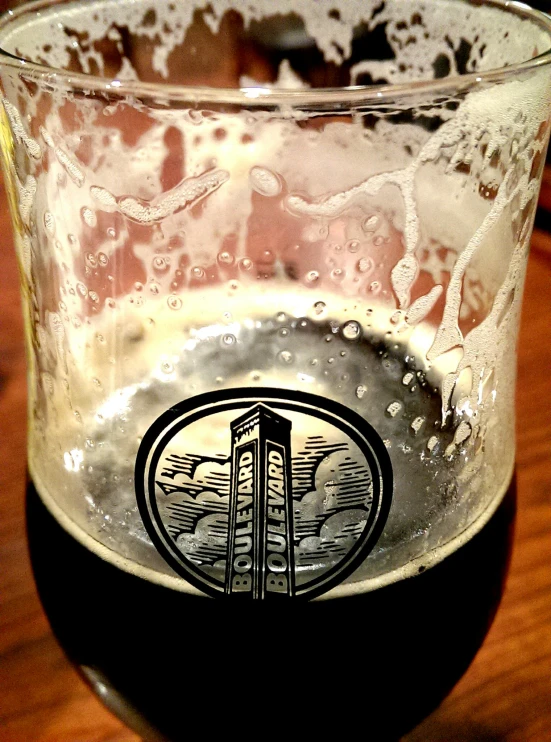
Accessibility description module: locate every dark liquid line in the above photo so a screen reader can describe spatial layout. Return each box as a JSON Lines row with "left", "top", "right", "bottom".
{"left": 27, "top": 477, "right": 515, "bottom": 741}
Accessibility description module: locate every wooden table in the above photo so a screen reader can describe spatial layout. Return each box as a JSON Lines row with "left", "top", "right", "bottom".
{"left": 0, "top": 167, "right": 550, "bottom": 741}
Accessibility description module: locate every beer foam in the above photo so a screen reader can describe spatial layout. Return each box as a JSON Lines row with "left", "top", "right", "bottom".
{"left": 0, "top": 0, "right": 548, "bottom": 83}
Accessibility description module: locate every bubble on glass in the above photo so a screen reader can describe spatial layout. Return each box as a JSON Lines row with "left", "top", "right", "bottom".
{"left": 314, "top": 301, "right": 326, "bottom": 316}
{"left": 167, "top": 295, "right": 182, "bottom": 311}
{"left": 342, "top": 321, "right": 361, "bottom": 340}
{"left": 249, "top": 166, "right": 282, "bottom": 197}
{"left": 346, "top": 240, "right": 360, "bottom": 253}
{"left": 305, "top": 270, "right": 320, "bottom": 284}
{"left": 81, "top": 207, "right": 97, "bottom": 227}
{"left": 98, "top": 252, "right": 109, "bottom": 267}
{"left": 331, "top": 268, "right": 345, "bottom": 282}
{"left": 368, "top": 281, "right": 381, "bottom": 294}
{"left": 88, "top": 291, "right": 99, "bottom": 304}
{"left": 107, "top": 227, "right": 116, "bottom": 238}
{"left": 356, "top": 384, "right": 367, "bottom": 399}
{"left": 222, "top": 333, "right": 236, "bottom": 346}
{"left": 134, "top": 282, "right": 144, "bottom": 292}
{"left": 402, "top": 371, "right": 415, "bottom": 386}
{"left": 411, "top": 416, "right": 425, "bottom": 434}
{"left": 386, "top": 401, "right": 403, "bottom": 417}
{"left": 153, "top": 256, "right": 169, "bottom": 272}
{"left": 373, "top": 235, "right": 385, "bottom": 247}
{"left": 217, "top": 250, "right": 234, "bottom": 265}
{"left": 76, "top": 282, "right": 88, "bottom": 297}
{"left": 276, "top": 312, "right": 287, "bottom": 323}
{"left": 43, "top": 211, "right": 55, "bottom": 236}
{"left": 238, "top": 258, "right": 253, "bottom": 271}
{"left": 191, "top": 266, "right": 205, "bottom": 279}
{"left": 362, "top": 215, "right": 379, "bottom": 232}
{"left": 105, "top": 298, "right": 116, "bottom": 309}
{"left": 160, "top": 361, "right": 174, "bottom": 374}
{"left": 277, "top": 350, "right": 294, "bottom": 365}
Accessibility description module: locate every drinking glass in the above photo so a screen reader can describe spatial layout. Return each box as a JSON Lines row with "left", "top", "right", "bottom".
{"left": 1, "top": 0, "right": 550, "bottom": 739}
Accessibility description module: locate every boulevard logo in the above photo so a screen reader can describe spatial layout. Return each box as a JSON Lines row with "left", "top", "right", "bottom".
{"left": 135, "top": 388, "right": 392, "bottom": 600}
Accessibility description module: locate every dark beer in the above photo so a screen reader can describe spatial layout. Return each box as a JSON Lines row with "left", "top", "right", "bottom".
{"left": 27, "top": 476, "right": 515, "bottom": 741}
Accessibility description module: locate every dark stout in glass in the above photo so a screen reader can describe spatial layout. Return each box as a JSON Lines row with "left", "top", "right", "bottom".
{"left": 27, "top": 477, "right": 515, "bottom": 741}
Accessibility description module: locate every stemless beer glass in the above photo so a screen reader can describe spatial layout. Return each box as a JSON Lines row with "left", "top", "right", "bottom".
{"left": 1, "top": 0, "right": 551, "bottom": 739}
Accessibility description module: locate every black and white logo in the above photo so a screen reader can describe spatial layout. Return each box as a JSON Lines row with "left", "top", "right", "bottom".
{"left": 135, "top": 388, "right": 392, "bottom": 600}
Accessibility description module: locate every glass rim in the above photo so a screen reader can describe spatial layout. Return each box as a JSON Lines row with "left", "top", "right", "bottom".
{"left": 0, "top": 0, "right": 551, "bottom": 106}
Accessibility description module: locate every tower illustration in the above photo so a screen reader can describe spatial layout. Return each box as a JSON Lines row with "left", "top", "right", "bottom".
{"left": 226, "top": 404, "right": 295, "bottom": 598}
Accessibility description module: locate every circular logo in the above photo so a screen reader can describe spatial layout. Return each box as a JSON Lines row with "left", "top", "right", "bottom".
{"left": 135, "top": 388, "right": 392, "bottom": 600}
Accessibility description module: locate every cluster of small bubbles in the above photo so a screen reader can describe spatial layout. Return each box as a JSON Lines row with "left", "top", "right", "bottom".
{"left": 217, "top": 251, "right": 234, "bottom": 265}
{"left": 331, "top": 268, "right": 345, "bottom": 282}
{"left": 238, "top": 258, "right": 253, "bottom": 271}
{"left": 167, "top": 295, "right": 182, "bottom": 311}
{"left": 222, "top": 333, "right": 236, "bottom": 346}
{"left": 402, "top": 371, "right": 415, "bottom": 386}
{"left": 362, "top": 215, "right": 379, "bottom": 232}
{"left": 278, "top": 350, "right": 294, "bottom": 365}
{"left": 107, "top": 227, "right": 116, "bottom": 239}
{"left": 342, "top": 321, "right": 361, "bottom": 341}
{"left": 88, "top": 291, "right": 99, "bottom": 304}
{"left": 356, "top": 384, "right": 367, "bottom": 399}
{"left": 368, "top": 281, "right": 381, "bottom": 294}
{"left": 98, "top": 253, "right": 109, "bottom": 267}
{"left": 305, "top": 270, "right": 320, "bottom": 284}
{"left": 153, "top": 256, "right": 169, "bottom": 272}
{"left": 386, "top": 401, "right": 403, "bottom": 417}
{"left": 411, "top": 416, "right": 425, "bottom": 435}
{"left": 160, "top": 361, "right": 174, "bottom": 374}
{"left": 105, "top": 298, "right": 116, "bottom": 309}
{"left": 314, "top": 301, "right": 326, "bottom": 316}
{"left": 346, "top": 240, "right": 360, "bottom": 253}
{"left": 43, "top": 211, "right": 55, "bottom": 236}
{"left": 81, "top": 207, "right": 97, "bottom": 227}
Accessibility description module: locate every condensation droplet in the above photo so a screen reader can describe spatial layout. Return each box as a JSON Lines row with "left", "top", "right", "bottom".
{"left": 278, "top": 350, "right": 294, "bottom": 365}
{"left": 342, "top": 321, "right": 361, "bottom": 340}
{"left": 386, "top": 401, "right": 403, "bottom": 417}
{"left": 356, "top": 384, "right": 367, "bottom": 399}
{"left": 167, "top": 296, "right": 182, "bottom": 311}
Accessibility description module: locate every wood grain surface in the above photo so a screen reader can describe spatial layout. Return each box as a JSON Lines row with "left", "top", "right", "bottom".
{"left": 0, "top": 120, "right": 550, "bottom": 742}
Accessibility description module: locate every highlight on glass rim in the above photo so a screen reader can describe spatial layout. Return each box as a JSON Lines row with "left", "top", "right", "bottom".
{"left": 0, "top": 0, "right": 550, "bottom": 739}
